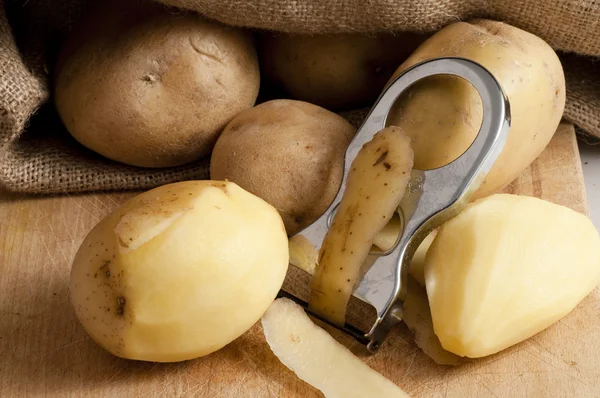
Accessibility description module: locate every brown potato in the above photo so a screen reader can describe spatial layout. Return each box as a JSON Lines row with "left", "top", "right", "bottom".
{"left": 54, "top": 1, "right": 259, "bottom": 168}
{"left": 210, "top": 99, "right": 356, "bottom": 235}
{"left": 259, "top": 33, "right": 424, "bottom": 111}
{"left": 388, "top": 19, "right": 565, "bottom": 199}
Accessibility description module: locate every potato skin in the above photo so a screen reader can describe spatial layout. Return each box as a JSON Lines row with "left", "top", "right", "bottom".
{"left": 309, "top": 127, "right": 414, "bottom": 325}
{"left": 55, "top": 2, "right": 259, "bottom": 168}
{"left": 210, "top": 100, "right": 356, "bottom": 235}
{"left": 70, "top": 181, "right": 289, "bottom": 362}
{"left": 260, "top": 33, "right": 423, "bottom": 111}
{"left": 388, "top": 19, "right": 565, "bottom": 199}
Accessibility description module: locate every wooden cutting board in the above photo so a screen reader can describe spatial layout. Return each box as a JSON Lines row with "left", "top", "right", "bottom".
{"left": 1, "top": 123, "right": 597, "bottom": 397}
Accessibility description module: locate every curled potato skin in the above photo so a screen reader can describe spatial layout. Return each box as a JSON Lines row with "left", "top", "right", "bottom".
{"left": 262, "top": 298, "right": 409, "bottom": 398}
{"left": 309, "top": 127, "right": 414, "bottom": 325}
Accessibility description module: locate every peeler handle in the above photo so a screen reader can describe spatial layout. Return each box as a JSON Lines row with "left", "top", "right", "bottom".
{"left": 292, "top": 57, "right": 511, "bottom": 353}
{"left": 359, "top": 57, "right": 511, "bottom": 352}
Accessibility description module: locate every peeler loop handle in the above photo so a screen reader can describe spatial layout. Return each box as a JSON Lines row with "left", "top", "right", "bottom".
{"left": 289, "top": 57, "right": 511, "bottom": 353}
{"left": 362, "top": 57, "right": 511, "bottom": 352}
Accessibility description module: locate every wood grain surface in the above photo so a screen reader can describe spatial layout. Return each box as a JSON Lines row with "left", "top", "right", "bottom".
{"left": 1, "top": 123, "right": 598, "bottom": 397}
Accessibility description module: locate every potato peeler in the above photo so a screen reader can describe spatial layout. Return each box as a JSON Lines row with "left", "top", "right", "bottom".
{"left": 281, "top": 57, "right": 511, "bottom": 353}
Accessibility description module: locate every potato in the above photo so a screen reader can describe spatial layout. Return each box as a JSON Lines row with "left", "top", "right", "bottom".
{"left": 372, "top": 215, "right": 437, "bottom": 286}
{"left": 388, "top": 19, "right": 565, "bottom": 199}
{"left": 402, "top": 276, "right": 465, "bottom": 366}
{"left": 405, "top": 230, "right": 436, "bottom": 286}
{"left": 55, "top": 1, "right": 259, "bottom": 168}
{"left": 372, "top": 213, "right": 402, "bottom": 252}
{"left": 70, "top": 181, "right": 288, "bottom": 362}
{"left": 262, "top": 298, "right": 409, "bottom": 397}
{"left": 289, "top": 235, "right": 319, "bottom": 275}
{"left": 425, "top": 194, "right": 600, "bottom": 358}
{"left": 260, "top": 32, "right": 424, "bottom": 111}
{"left": 210, "top": 99, "right": 356, "bottom": 235}
{"left": 309, "top": 127, "right": 413, "bottom": 325}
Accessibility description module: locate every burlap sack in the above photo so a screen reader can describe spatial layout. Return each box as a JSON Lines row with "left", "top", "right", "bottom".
{"left": 1, "top": 0, "right": 598, "bottom": 193}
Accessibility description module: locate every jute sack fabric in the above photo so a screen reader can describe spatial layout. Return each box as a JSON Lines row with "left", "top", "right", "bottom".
{"left": 0, "top": 0, "right": 598, "bottom": 193}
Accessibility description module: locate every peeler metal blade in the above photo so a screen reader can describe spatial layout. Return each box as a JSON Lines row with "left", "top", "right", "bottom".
{"left": 282, "top": 57, "right": 511, "bottom": 353}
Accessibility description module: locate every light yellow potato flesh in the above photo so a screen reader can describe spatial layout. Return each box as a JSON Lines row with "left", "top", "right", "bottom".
{"left": 402, "top": 276, "right": 464, "bottom": 366}
{"left": 372, "top": 212, "right": 401, "bottom": 251}
{"left": 70, "top": 181, "right": 289, "bottom": 362}
{"left": 262, "top": 298, "right": 409, "bottom": 398}
{"left": 289, "top": 235, "right": 318, "bottom": 275}
{"left": 309, "top": 127, "right": 414, "bottom": 325}
{"left": 388, "top": 19, "right": 565, "bottom": 199}
{"left": 372, "top": 217, "right": 436, "bottom": 286}
{"left": 405, "top": 230, "right": 436, "bottom": 286}
{"left": 426, "top": 194, "right": 600, "bottom": 358}
{"left": 354, "top": 221, "right": 453, "bottom": 364}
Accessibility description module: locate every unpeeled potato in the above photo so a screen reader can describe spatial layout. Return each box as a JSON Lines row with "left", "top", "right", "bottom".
{"left": 55, "top": 1, "right": 259, "bottom": 168}
{"left": 260, "top": 32, "right": 424, "bottom": 111}
{"left": 70, "top": 181, "right": 288, "bottom": 362}
{"left": 210, "top": 99, "right": 355, "bottom": 235}
{"left": 425, "top": 194, "right": 600, "bottom": 358}
{"left": 388, "top": 19, "right": 565, "bottom": 199}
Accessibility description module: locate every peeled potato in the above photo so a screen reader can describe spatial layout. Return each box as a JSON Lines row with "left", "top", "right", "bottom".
{"left": 70, "top": 181, "right": 288, "bottom": 362}
{"left": 402, "top": 276, "right": 465, "bottom": 366}
{"left": 372, "top": 212, "right": 401, "bottom": 251}
{"left": 406, "top": 231, "right": 436, "bottom": 286}
{"left": 425, "top": 194, "right": 600, "bottom": 358}
{"left": 373, "top": 217, "right": 436, "bottom": 286}
{"left": 289, "top": 235, "right": 318, "bottom": 275}
{"left": 388, "top": 19, "right": 565, "bottom": 199}
{"left": 262, "top": 298, "right": 409, "bottom": 397}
